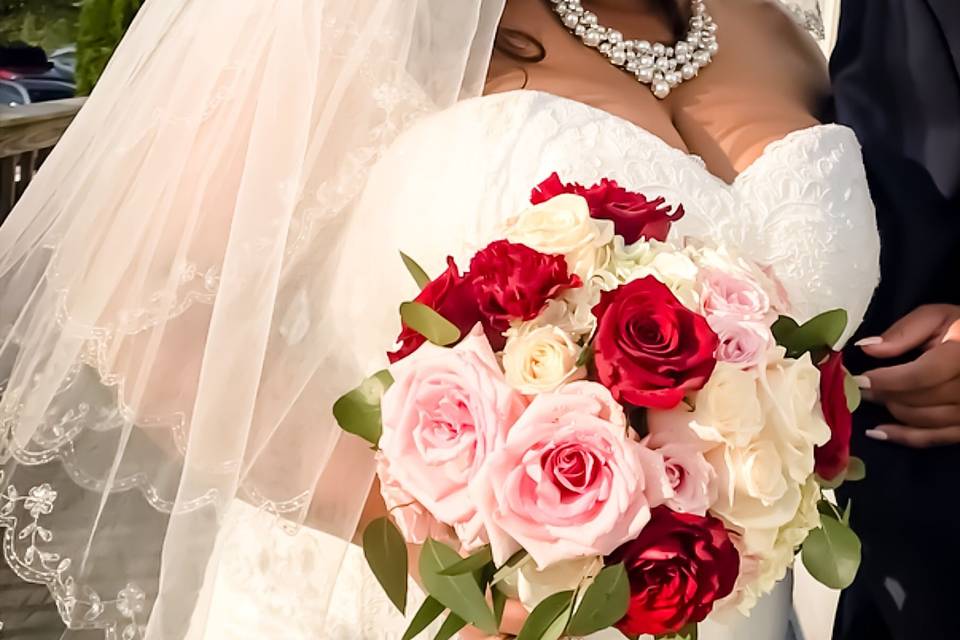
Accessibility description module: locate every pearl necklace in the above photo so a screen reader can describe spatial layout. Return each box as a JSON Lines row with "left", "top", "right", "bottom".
{"left": 549, "top": 0, "right": 719, "bottom": 99}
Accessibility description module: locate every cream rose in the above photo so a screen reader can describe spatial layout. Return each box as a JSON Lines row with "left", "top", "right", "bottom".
{"left": 761, "top": 352, "right": 832, "bottom": 484}
{"left": 648, "top": 362, "right": 765, "bottom": 449}
{"left": 502, "top": 325, "right": 584, "bottom": 394}
{"left": 517, "top": 556, "right": 603, "bottom": 611}
{"left": 504, "top": 193, "right": 614, "bottom": 279}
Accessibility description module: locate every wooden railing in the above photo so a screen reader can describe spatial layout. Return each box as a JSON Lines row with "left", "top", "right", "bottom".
{"left": 0, "top": 98, "right": 85, "bottom": 224}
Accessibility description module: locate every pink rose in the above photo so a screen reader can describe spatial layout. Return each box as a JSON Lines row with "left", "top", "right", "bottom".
{"left": 699, "top": 268, "right": 771, "bottom": 323}
{"left": 709, "top": 315, "right": 774, "bottom": 369}
{"left": 472, "top": 382, "right": 672, "bottom": 568}
{"left": 380, "top": 325, "right": 526, "bottom": 550}
{"left": 376, "top": 455, "right": 453, "bottom": 545}
{"left": 654, "top": 442, "right": 718, "bottom": 517}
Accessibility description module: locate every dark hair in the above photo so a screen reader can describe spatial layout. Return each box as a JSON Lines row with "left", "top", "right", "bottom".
{"left": 495, "top": 1, "right": 687, "bottom": 63}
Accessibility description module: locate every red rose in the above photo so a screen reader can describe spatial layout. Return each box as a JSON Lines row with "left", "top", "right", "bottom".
{"left": 815, "top": 350, "right": 852, "bottom": 480}
{"left": 592, "top": 277, "right": 718, "bottom": 409}
{"left": 608, "top": 507, "right": 740, "bottom": 637}
{"left": 531, "top": 172, "right": 684, "bottom": 243}
{"left": 469, "top": 240, "right": 581, "bottom": 339}
{"left": 388, "top": 257, "right": 480, "bottom": 363}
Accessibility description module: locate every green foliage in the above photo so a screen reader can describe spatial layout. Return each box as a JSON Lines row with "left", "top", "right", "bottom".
{"left": 362, "top": 517, "right": 409, "bottom": 613}
{"left": 516, "top": 590, "right": 575, "bottom": 640}
{"left": 419, "top": 538, "right": 498, "bottom": 635}
{"left": 0, "top": 0, "right": 79, "bottom": 52}
{"left": 801, "top": 509, "right": 862, "bottom": 590}
{"left": 332, "top": 369, "right": 393, "bottom": 446}
{"left": 566, "top": 564, "right": 630, "bottom": 637}
{"left": 75, "top": 0, "right": 141, "bottom": 94}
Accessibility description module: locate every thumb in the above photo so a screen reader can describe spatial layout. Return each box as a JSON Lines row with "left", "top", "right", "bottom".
{"left": 858, "top": 306, "right": 950, "bottom": 358}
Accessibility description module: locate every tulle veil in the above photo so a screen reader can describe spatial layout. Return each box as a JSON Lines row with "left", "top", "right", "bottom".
{"left": 0, "top": 0, "right": 833, "bottom": 637}
{"left": 0, "top": 0, "right": 503, "bottom": 637}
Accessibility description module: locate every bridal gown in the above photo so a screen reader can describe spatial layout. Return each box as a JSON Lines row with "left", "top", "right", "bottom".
{"left": 194, "top": 89, "right": 880, "bottom": 639}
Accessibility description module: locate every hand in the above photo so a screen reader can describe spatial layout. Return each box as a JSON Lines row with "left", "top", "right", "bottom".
{"left": 858, "top": 304, "right": 960, "bottom": 447}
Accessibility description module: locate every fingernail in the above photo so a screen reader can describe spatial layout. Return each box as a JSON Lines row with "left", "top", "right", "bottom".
{"left": 852, "top": 375, "right": 872, "bottom": 389}
{"left": 855, "top": 336, "right": 884, "bottom": 347}
{"left": 865, "top": 428, "right": 888, "bottom": 441}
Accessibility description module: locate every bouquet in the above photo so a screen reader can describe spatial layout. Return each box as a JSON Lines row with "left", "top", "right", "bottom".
{"left": 334, "top": 173, "right": 864, "bottom": 640}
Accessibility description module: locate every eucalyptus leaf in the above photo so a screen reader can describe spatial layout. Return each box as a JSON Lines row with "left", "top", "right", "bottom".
{"left": 400, "top": 251, "right": 431, "bottom": 290}
{"left": 845, "top": 456, "right": 866, "bottom": 482}
{"left": 771, "top": 315, "right": 800, "bottom": 347}
{"left": 801, "top": 514, "right": 862, "bottom": 589}
{"left": 567, "top": 563, "right": 630, "bottom": 637}
{"left": 491, "top": 549, "right": 530, "bottom": 586}
{"left": 816, "top": 473, "right": 844, "bottom": 491}
{"left": 433, "top": 613, "right": 467, "bottom": 640}
{"left": 779, "top": 309, "right": 849, "bottom": 357}
{"left": 817, "top": 499, "right": 842, "bottom": 521}
{"left": 843, "top": 373, "right": 863, "bottom": 412}
{"left": 362, "top": 518, "right": 408, "bottom": 613}
{"left": 439, "top": 545, "right": 493, "bottom": 576}
{"left": 332, "top": 369, "right": 394, "bottom": 446}
{"left": 492, "top": 585, "right": 507, "bottom": 627}
{"left": 516, "top": 590, "right": 574, "bottom": 640}
{"left": 399, "top": 301, "right": 461, "bottom": 346}
{"left": 576, "top": 342, "right": 595, "bottom": 368}
{"left": 420, "top": 538, "right": 498, "bottom": 635}
{"left": 402, "top": 597, "right": 445, "bottom": 640}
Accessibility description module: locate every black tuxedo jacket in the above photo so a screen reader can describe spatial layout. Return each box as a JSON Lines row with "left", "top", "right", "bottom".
{"left": 829, "top": 2, "right": 960, "bottom": 638}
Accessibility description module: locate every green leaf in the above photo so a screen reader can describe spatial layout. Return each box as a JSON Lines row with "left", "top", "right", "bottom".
{"left": 817, "top": 498, "right": 842, "bottom": 520}
{"left": 491, "top": 549, "right": 530, "bottom": 586}
{"left": 420, "top": 539, "right": 498, "bottom": 635}
{"left": 433, "top": 613, "right": 467, "bottom": 640}
{"left": 567, "top": 563, "right": 630, "bottom": 636}
{"left": 657, "top": 623, "right": 699, "bottom": 640}
{"left": 845, "top": 456, "right": 866, "bottom": 482}
{"left": 844, "top": 373, "right": 863, "bottom": 412}
{"left": 362, "top": 518, "right": 408, "bottom": 614}
{"left": 332, "top": 370, "right": 394, "bottom": 446}
{"left": 779, "top": 309, "right": 849, "bottom": 358}
{"left": 842, "top": 499, "right": 853, "bottom": 525}
{"left": 771, "top": 315, "right": 800, "bottom": 347}
{"left": 516, "top": 590, "right": 574, "bottom": 640}
{"left": 439, "top": 545, "right": 493, "bottom": 576}
{"left": 492, "top": 585, "right": 508, "bottom": 627}
{"left": 399, "top": 301, "right": 461, "bottom": 346}
{"left": 816, "top": 472, "right": 844, "bottom": 491}
{"left": 400, "top": 251, "right": 432, "bottom": 290}
{"left": 801, "top": 513, "right": 862, "bottom": 589}
{"left": 402, "top": 597, "right": 446, "bottom": 640}
{"left": 576, "top": 341, "right": 595, "bottom": 368}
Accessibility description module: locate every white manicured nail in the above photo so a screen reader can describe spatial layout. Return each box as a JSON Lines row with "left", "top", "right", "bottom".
{"left": 855, "top": 336, "right": 884, "bottom": 347}
{"left": 852, "top": 375, "right": 872, "bottom": 389}
{"left": 865, "top": 429, "right": 888, "bottom": 441}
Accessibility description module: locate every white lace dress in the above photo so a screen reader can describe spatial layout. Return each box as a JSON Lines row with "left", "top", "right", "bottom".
{"left": 194, "top": 89, "right": 880, "bottom": 640}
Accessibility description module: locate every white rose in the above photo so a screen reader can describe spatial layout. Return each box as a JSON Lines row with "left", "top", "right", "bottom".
{"left": 517, "top": 556, "right": 603, "bottom": 611}
{"left": 664, "top": 363, "right": 765, "bottom": 449}
{"left": 502, "top": 325, "right": 584, "bottom": 394}
{"left": 527, "top": 279, "right": 603, "bottom": 340}
{"left": 707, "top": 438, "right": 801, "bottom": 544}
{"left": 761, "top": 352, "right": 831, "bottom": 484}
{"left": 719, "top": 477, "right": 821, "bottom": 616}
{"left": 505, "top": 194, "right": 615, "bottom": 279}
{"left": 610, "top": 237, "right": 700, "bottom": 309}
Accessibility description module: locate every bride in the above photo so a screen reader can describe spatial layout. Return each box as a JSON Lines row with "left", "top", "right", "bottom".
{"left": 0, "top": 0, "right": 875, "bottom": 639}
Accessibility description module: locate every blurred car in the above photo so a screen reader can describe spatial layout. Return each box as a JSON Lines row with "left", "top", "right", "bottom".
{"left": 50, "top": 46, "right": 77, "bottom": 77}
{"left": 0, "top": 43, "right": 76, "bottom": 104}
{"left": 0, "top": 79, "right": 29, "bottom": 106}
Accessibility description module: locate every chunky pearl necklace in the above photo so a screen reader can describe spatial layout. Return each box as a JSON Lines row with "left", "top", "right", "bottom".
{"left": 549, "top": 0, "right": 719, "bottom": 99}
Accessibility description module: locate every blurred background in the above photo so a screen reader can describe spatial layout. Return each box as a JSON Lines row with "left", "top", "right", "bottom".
{"left": 1, "top": 0, "right": 142, "bottom": 103}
